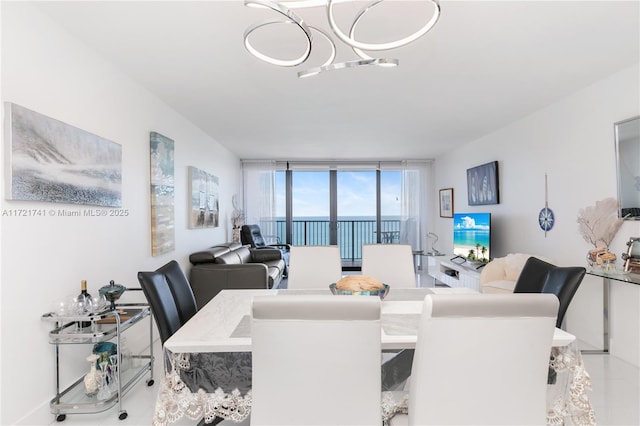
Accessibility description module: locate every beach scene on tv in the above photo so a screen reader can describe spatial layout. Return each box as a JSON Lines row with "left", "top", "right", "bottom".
{"left": 453, "top": 213, "right": 491, "bottom": 264}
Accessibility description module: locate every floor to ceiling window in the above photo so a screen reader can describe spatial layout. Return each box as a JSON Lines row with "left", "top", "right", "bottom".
{"left": 245, "top": 160, "right": 431, "bottom": 266}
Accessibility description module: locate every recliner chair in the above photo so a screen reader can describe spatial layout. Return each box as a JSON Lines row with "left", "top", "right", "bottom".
{"left": 240, "top": 224, "right": 290, "bottom": 251}
{"left": 241, "top": 224, "right": 290, "bottom": 275}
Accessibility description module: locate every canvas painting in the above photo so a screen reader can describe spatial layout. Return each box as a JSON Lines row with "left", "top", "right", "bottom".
{"left": 5, "top": 102, "right": 122, "bottom": 206}
{"left": 150, "top": 132, "right": 175, "bottom": 256}
{"left": 467, "top": 161, "right": 499, "bottom": 205}
{"left": 189, "top": 166, "right": 219, "bottom": 228}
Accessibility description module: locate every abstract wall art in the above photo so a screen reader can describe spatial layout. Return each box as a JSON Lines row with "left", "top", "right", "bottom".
{"left": 466, "top": 161, "right": 499, "bottom": 206}
{"left": 188, "top": 166, "right": 219, "bottom": 228}
{"left": 150, "top": 131, "right": 175, "bottom": 256}
{"left": 4, "top": 102, "right": 122, "bottom": 206}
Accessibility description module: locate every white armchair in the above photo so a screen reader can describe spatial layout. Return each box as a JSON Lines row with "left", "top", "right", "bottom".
{"left": 480, "top": 253, "right": 552, "bottom": 294}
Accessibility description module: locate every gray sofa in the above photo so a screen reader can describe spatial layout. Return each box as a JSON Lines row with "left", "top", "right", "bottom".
{"left": 189, "top": 242, "right": 285, "bottom": 308}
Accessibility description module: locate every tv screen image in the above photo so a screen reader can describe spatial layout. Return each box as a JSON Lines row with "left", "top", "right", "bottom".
{"left": 453, "top": 212, "right": 491, "bottom": 263}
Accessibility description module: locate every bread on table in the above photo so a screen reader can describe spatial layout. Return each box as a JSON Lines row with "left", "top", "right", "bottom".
{"left": 336, "top": 275, "right": 384, "bottom": 291}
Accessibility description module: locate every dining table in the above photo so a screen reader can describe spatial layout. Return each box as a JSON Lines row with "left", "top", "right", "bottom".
{"left": 152, "top": 287, "right": 595, "bottom": 426}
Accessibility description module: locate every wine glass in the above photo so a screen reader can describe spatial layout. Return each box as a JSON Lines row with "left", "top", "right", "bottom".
{"left": 90, "top": 294, "right": 108, "bottom": 314}
{"left": 108, "top": 354, "right": 119, "bottom": 393}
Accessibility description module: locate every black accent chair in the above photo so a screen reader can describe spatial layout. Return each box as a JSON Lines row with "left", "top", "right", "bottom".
{"left": 138, "top": 260, "right": 198, "bottom": 344}
{"left": 513, "top": 257, "right": 556, "bottom": 293}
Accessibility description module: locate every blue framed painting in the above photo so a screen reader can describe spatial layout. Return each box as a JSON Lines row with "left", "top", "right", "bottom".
{"left": 467, "top": 161, "right": 499, "bottom": 205}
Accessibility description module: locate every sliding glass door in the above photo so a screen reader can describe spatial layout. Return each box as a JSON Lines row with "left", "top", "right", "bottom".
{"left": 336, "top": 170, "right": 377, "bottom": 262}
{"left": 290, "top": 171, "right": 330, "bottom": 245}
{"left": 274, "top": 167, "right": 404, "bottom": 264}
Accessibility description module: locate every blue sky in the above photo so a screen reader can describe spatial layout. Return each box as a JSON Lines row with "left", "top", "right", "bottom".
{"left": 275, "top": 170, "right": 401, "bottom": 217}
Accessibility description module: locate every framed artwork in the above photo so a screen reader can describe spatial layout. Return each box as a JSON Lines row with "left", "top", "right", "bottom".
{"left": 188, "top": 166, "right": 219, "bottom": 228}
{"left": 439, "top": 188, "right": 454, "bottom": 218}
{"left": 467, "top": 161, "right": 499, "bottom": 205}
{"left": 4, "top": 102, "right": 122, "bottom": 206}
{"left": 150, "top": 132, "right": 175, "bottom": 256}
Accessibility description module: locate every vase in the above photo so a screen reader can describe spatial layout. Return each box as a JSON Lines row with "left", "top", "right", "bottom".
{"left": 84, "top": 354, "right": 101, "bottom": 396}
{"left": 232, "top": 227, "right": 240, "bottom": 243}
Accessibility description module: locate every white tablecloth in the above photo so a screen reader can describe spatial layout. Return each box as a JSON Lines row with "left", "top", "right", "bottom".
{"left": 153, "top": 288, "right": 596, "bottom": 425}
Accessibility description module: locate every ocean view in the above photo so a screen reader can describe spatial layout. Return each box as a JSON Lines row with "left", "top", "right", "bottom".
{"left": 269, "top": 216, "right": 402, "bottom": 260}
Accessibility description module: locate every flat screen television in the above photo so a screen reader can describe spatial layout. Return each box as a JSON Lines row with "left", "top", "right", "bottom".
{"left": 453, "top": 212, "right": 491, "bottom": 264}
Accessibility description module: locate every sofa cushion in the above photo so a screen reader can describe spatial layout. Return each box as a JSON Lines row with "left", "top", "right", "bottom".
{"left": 236, "top": 246, "right": 253, "bottom": 263}
{"left": 251, "top": 248, "right": 283, "bottom": 263}
{"left": 215, "top": 251, "right": 243, "bottom": 265}
{"left": 189, "top": 246, "right": 231, "bottom": 265}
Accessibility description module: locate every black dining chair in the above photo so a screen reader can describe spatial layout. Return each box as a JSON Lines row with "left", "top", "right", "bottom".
{"left": 155, "top": 260, "right": 198, "bottom": 324}
{"left": 138, "top": 260, "right": 198, "bottom": 344}
{"left": 513, "top": 256, "right": 556, "bottom": 293}
{"left": 512, "top": 257, "right": 585, "bottom": 328}
{"left": 541, "top": 266, "right": 586, "bottom": 328}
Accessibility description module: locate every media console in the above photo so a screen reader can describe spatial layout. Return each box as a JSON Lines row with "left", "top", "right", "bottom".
{"left": 427, "top": 257, "right": 482, "bottom": 292}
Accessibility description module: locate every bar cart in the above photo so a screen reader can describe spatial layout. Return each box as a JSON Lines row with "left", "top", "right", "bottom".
{"left": 42, "top": 289, "right": 154, "bottom": 422}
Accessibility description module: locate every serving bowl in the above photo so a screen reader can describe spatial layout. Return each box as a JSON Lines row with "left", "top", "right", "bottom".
{"left": 329, "top": 283, "right": 390, "bottom": 299}
{"left": 99, "top": 280, "right": 127, "bottom": 311}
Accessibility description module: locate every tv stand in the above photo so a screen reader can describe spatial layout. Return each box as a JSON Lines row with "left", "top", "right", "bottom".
{"left": 427, "top": 257, "right": 482, "bottom": 292}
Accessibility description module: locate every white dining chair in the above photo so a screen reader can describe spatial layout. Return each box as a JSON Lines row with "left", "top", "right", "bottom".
{"left": 249, "top": 295, "right": 382, "bottom": 426}
{"left": 389, "top": 293, "right": 559, "bottom": 426}
{"left": 286, "top": 245, "right": 342, "bottom": 289}
{"left": 362, "top": 244, "right": 416, "bottom": 288}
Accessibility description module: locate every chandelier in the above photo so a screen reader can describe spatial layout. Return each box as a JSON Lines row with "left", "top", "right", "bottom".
{"left": 243, "top": 0, "right": 441, "bottom": 78}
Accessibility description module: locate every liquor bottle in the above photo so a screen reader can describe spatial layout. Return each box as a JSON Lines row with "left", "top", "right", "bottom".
{"left": 77, "top": 280, "right": 92, "bottom": 329}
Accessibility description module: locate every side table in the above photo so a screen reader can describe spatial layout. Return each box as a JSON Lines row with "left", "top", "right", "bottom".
{"left": 584, "top": 268, "right": 640, "bottom": 354}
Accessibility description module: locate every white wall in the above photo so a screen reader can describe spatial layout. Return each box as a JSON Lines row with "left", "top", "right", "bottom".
{"left": 0, "top": 3, "right": 241, "bottom": 424}
{"left": 432, "top": 64, "right": 640, "bottom": 367}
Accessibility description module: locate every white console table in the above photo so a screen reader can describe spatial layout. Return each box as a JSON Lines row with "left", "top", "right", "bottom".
{"left": 427, "top": 257, "right": 482, "bottom": 292}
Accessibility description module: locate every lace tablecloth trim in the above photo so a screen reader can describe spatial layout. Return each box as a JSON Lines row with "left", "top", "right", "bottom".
{"left": 153, "top": 353, "right": 252, "bottom": 426}
{"left": 380, "top": 343, "right": 596, "bottom": 426}
{"left": 381, "top": 391, "right": 408, "bottom": 425}
{"left": 547, "top": 344, "right": 597, "bottom": 426}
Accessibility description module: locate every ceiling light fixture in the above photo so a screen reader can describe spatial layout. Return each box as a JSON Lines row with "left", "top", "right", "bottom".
{"left": 243, "top": 0, "right": 441, "bottom": 78}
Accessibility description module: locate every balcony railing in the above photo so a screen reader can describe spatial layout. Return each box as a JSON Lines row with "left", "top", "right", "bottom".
{"left": 264, "top": 219, "right": 401, "bottom": 262}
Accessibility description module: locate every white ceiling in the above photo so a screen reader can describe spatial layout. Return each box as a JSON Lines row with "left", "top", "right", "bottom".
{"left": 36, "top": 1, "right": 640, "bottom": 161}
